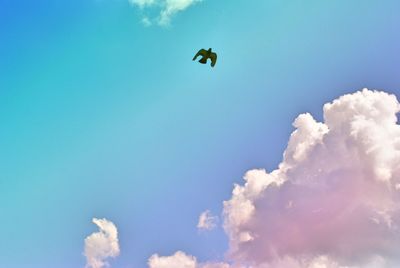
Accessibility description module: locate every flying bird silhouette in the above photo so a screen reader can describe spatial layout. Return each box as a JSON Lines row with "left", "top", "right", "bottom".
{"left": 193, "top": 48, "right": 217, "bottom": 67}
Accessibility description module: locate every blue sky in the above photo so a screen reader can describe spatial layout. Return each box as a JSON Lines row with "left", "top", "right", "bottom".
{"left": 1, "top": 0, "right": 400, "bottom": 267}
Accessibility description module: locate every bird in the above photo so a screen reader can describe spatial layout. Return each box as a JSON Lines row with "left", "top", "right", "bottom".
{"left": 193, "top": 48, "right": 217, "bottom": 67}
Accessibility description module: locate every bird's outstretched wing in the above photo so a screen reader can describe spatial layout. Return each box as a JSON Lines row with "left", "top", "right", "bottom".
{"left": 193, "top": 49, "right": 207, "bottom": 61}
{"left": 209, "top": 52, "right": 217, "bottom": 67}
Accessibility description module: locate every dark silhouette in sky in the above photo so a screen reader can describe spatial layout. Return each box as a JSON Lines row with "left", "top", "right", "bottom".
{"left": 193, "top": 48, "right": 217, "bottom": 67}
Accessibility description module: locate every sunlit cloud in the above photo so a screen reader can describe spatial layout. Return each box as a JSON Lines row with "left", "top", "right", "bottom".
{"left": 129, "top": 0, "right": 203, "bottom": 26}
{"left": 222, "top": 89, "right": 400, "bottom": 267}
{"left": 147, "top": 89, "right": 400, "bottom": 268}
{"left": 88, "top": 89, "right": 400, "bottom": 268}
{"left": 84, "top": 218, "right": 120, "bottom": 268}
{"left": 148, "top": 251, "right": 197, "bottom": 268}
{"left": 148, "top": 251, "right": 230, "bottom": 268}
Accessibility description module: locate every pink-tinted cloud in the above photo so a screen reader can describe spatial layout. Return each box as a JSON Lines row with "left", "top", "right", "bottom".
{"left": 223, "top": 89, "right": 400, "bottom": 267}
{"left": 198, "top": 210, "right": 218, "bottom": 231}
{"left": 93, "top": 89, "right": 400, "bottom": 268}
{"left": 84, "top": 218, "right": 120, "bottom": 268}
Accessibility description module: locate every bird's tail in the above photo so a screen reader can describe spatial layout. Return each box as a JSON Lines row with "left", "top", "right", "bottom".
{"left": 199, "top": 57, "right": 208, "bottom": 64}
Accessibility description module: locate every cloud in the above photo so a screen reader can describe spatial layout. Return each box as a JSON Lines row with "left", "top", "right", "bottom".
{"left": 129, "top": 0, "right": 203, "bottom": 26}
{"left": 84, "top": 218, "right": 120, "bottom": 268}
{"left": 130, "top": 0, "right": 157, "bottom": 9}
{"left": 222, "top": 89, "right": 400, "bottom": 267}
{"left": 148, "top": 251, "right": 197, "bottom": 268}
{"left": 251, "top": 255, "right": 388, "bottom": 268}
{"left": 88, "top": 89, "right": 400, "bottom": 268}
{"left": 197, "top": 210, "right": 218, "bottom": 231}
{"left": 148, "top": 251, "right": 230, "bottom": 268}
{"left": 146, "top": 88, "right": 400, "bottom": 268}
{"left": 141, "top": 16, "right": 152, "bottom": 26}
{"left": 200, "top": 263, "right": 231, "bottom": 268}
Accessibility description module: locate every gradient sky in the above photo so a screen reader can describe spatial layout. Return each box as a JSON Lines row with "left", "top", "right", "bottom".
{"left": 1, "top": 0, "right": 400, "bottom": 267}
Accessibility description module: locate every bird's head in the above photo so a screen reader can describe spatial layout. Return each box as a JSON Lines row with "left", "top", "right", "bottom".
{"left": 208, "top": 48, "right": 212, "bottom": 52}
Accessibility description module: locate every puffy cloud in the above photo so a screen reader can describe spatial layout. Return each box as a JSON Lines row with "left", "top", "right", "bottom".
{"left": 106, "top": 89, "right": 400, "bottom": 268}
{"left": 197, "top": 210, "right": 218, "bottom": 231}
{"left": 148, "top": 251, "right": 231, "bottom": 268}
{"left": 148, "top": 251, "right": 197, "bottom": 268}
{"left": 84, "top": 218, "right": 120, "bottom": 268}
{"left": 129, "top": 0, "right": 202, "bottom": 26}
{"left": 222, "top": 89, "right": 400, "bottom": 267}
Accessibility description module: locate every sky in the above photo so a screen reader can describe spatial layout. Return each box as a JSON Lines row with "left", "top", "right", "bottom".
{"left": 1, "top": 0, "right": 400, "bottom": 267}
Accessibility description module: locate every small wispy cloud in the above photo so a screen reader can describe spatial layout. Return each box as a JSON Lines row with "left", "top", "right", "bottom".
{"left": 141, "top": 16, "right": 152, "bottom": 27}
{"left": 197, "top": 210, "right": 218, "bottom": 231}
{"left": 130, "top": 0, "right": 157, "bottom": 9}
{"left": 129, "top": 0, "right": 203, "bottom": 26}
{"left": 84, "top": 218, "right": 120, "bottom": 268}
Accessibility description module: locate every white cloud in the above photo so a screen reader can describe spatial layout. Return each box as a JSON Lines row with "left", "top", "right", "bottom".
{"left": 146, "top": 89, "right": 400, "bottom": 268}
{"left": 197, "top": 210, "right": 218, "bottom": 231}
{"left": 148, "top": 251, "right": 230, "bottom": 268}
{"left": 84, "top": 218, "right": 120, "bottom": 268}
{"left": 130, "top": 0, "right": 156, "bottom": 9}
{"left": 148, "top": 251, "right": 197, "bottom": 268}
{"left": 91, "top": 89, "right": 400, "bottom": 268}
{"left": 222, "top": 89, "right": 400, "bottom": 267}
{"left": 141, "top": 16, "right": 152, "bottom": 26}
{"left": 129, "top": 0, "right": 203, "bottom": 26}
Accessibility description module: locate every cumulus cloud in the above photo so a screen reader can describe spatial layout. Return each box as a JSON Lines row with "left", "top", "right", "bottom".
{"left": 148, "top": 251, "right": 197, "bottom": 268}
{"left": 222, "top": 89, "right": 400, "bottom": 267}
{"left": 129, "top": 0, "right": 203, "bottom": 26}
{"left": 197, "top": 210, "right": 218, "bottom": 231}
{"left": 147, "top": 89, "right": 400, "bottom": 268}
{"left": 84, "top": 218, "right": 120, "bottom": 268}
{"left": 148, "top": 251, "right": 230, "bottom": 268}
